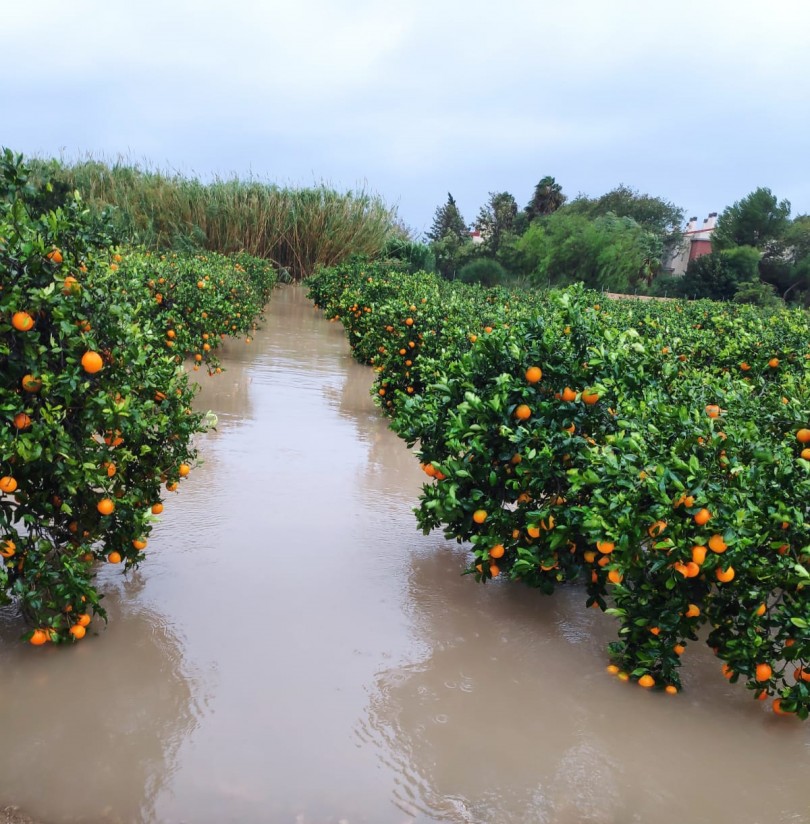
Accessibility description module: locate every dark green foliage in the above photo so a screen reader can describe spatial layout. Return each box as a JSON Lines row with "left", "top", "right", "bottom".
{"left": 517, "top": 211, "right": 661, "bottom": 292}
{"left": 564, "top": 184, "right": 684, "bottom": 236}
{"left": 458, "top": 258, "right": 508, "bottom": 287}
{"left": 525, "top": 176, "right": 566, "bottom": 221}
{"left": 474, "top": 192, "right": 518, "bottom": 255}
{"left": 426, "top": 193, "right": 467, "bottom": 243}
{"left": 381, "top": 237, "right": 435, "bottom": 273}
{"left": 713, "top": 188, "right": 791, "bottom": 250}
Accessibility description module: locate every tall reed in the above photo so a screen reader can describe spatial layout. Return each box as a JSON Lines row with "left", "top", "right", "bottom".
{"left": 33, "top": 157, "right": 398, "bottom": 280}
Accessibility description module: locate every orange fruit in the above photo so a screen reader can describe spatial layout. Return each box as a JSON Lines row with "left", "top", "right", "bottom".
{"left": 596, "top": 540, "right": 615, "bottom": 554}
{"left": 693, "top": 508, "right": 711, "bottom": 526}
{"left": 581, "top": 389, "right": 599, "bottom": 405}
{"left": 683, "top": 561, "right": 700, "bottom": 578}
{"left": 705, "top": 404, "right": 720, "bottom": 418}
{"left": 514, "top": 404, "right": 531, "bottom": 421}
{"left": 46, "top": 248, "right": 63, "bottom": 264}
{"left": 69, "top": 625, "right": 86, "bottom": 640}
{"left": 716, "top": 566, "right": 735, "bottom": 583}
{"left": 773, "top": 698, "right": 791, "bottom": 716}
{"left": 722, "top": 664, "right": 734, "bottom": 679}
{"left": 21, "top": 374, "right": 42, "bottom": 392}
{"left": 755, "top": 603, "right": 766, "bottom": 617}
{"left": 11, "top": 311, "right": 34, "bottom": 331}
{"left": 525, "top": 366, "right": 542, "bottom": 384}
{"left": 691, "top": 545, "right": 707, "bottom": 565}
{"left": 62, "top": 275, "right": 80, "bottom": 295}
{"left": 489, "top": 563, "right": 500, "bottom": 577}
{"left": 708, "top": 534, "right": 727, "bottom": 553}
{"left": 797, "top": 429, "right": 810, "bottom": 444}
{"left": 489, "top": 544, "right": 505, "bottom": 559}
{"left": 166, "top": 481, "right": 178, "bottom": 492}
{"left": 648, "top": 520, "right": 667, "bottom": 538}
{"left": 606, "top": 664, "right": 619, "bottom": 675}
{"left": 801, "top": 449, "right": 810, "bottom": 460}
{"left": 81, "top": 351, "right": 104, "bottom": 374}
{"left": 673, "top": 644, "right": 686, "bottom": 656}
{"left": 608, "top": 569, "right": 623, "bottom": 584}
{"left": 685, "top": 603, "right": 700, "bottom": 618}
{"left": 472, "top": 509, "right": 487, "bottom": 524}
{"left": 638, "top": 674, "right": 655, "bottom": 688}
{"left": 561, "top": 387, "right": 577, "bottom": 402}
{"left": 768, "top": 357, "right": 779, "bottom": 368}
{"left": 132, "top": 539, "right": 147, "bottom": 550}
{"left": 76, "top": 613, "right": 91, "bottom": 627}
{"left": 13, "top": 412, "right": 32, "bottom": 430}
{"left": 29, "top": 629, "right": 49, "bottom": 646}
{"left": 97, "top": 498, "right": 115, "bottom": 516}
{"left": 108, "top": 551, "right": 122, "bottom": 564}
{"left": 178, "top": 463, "right": 191, "bottom": 477}
{"left": 740, "top": 362, "right": 750, "bottom": 371}
{"left": 665, "top": 685, "right": 678, "bottom": 695}
{"left": 0, "top": 476, "right": 18, "bottom": 494}
{"left": 0, "top": 539, "right": 15, "bottom": 558}
{"left": 755, "top": 663, "right": 773, "bottom": 682}
{"left": 405, "top": 317, "right": 413, "bottom": 326}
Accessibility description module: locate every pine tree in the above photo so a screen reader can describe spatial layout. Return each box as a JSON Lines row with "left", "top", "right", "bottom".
{"left": 427, "top": 193, "right": 467, "bottom": 242}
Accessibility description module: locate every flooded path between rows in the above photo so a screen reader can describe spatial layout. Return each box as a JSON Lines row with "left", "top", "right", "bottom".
{"left": 1, "top": 286, "right": 810, "bottom": 824}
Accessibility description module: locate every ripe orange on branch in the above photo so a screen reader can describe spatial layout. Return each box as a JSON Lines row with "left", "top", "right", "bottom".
{"left": 11, "top": 311, "right": 34, "bottom": 331}
{"left": 525, "top": 366, "right": 542, "bottom": 384}
{"left": 81, "top": 351, "right": 104, "bottom": 374}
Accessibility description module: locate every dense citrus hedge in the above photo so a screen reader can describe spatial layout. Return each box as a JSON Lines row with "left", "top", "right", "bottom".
{"left": 0, "top": 151, "right": 275, "bottom": 643}
{"left": 308, "top": 260, "right": 810, "bottom": 717}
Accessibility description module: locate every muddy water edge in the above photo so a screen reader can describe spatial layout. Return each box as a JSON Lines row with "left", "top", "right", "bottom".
{"left": 1, "top": 285, "right": 809, "bottom": 824}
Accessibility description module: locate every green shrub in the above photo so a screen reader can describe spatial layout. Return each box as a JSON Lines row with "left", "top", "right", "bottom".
{"left": 458, "top": 258, "right": 507, "bottom": 286}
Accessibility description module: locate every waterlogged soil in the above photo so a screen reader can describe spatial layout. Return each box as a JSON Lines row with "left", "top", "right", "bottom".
{"left": 2, "top": 286, "right": 810, "bottom": 824}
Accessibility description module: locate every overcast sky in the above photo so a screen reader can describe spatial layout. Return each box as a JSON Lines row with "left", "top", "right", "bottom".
{"left": 3, "top": 0, "right": 808, "bottom": 235}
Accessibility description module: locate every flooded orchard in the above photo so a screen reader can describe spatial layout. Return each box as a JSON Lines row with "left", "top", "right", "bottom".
{"left": 1, "top": 286, "right": 809, "bottom": 824}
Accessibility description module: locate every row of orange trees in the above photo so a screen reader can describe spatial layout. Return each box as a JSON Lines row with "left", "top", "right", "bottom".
{"left": 308, "top": 260, "right": 810, "bottom": 717}
{"left": 0, "top": 150, "right": 275, "bottom": 643}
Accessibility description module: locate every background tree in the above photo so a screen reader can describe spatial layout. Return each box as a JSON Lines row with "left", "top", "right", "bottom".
{"left": 516, "top": 211, "right": 660, "bottom": 292}
{"left": 473, "top": 191, "right": 518, "bottom": 255}
{"left": 712, "top": 187, "right": 791, "bottom": 250}
{"left": 524, "top": 176, "right": 566, "bottom": 221}
{"left": 564, "top": 184, "right": 684, "bottom": 236}
{"left": 427, "top": 193, "right": 467, "bottom": 243}
{"left": 426, "top": 193, "right": 471, "bottom": 279}
{"left": 672, "top": 246, "right": 762, "bottom": 301}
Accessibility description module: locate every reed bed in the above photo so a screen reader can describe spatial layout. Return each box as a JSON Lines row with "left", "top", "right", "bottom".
{"left": 35, "top": 158, "right": 398, "bottom": 280}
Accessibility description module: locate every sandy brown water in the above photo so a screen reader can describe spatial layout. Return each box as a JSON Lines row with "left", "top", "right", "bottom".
{"left": 1, "top": 285, "right": 809, "bottom": 824}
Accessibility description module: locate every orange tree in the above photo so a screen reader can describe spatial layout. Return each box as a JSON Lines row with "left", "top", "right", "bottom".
{"left": 309, "top": 261, "right": 810, "bottom": 718}
{"left": 0, "top": 151, "right": 238, "bottom": 643}
{"left": 118, "top": 249, "right": 275, "bottom": 373}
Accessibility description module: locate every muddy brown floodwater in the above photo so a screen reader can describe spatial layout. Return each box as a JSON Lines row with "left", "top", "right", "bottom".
{"left": 2, "top": 285, "right": 810, "bottom": 824}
